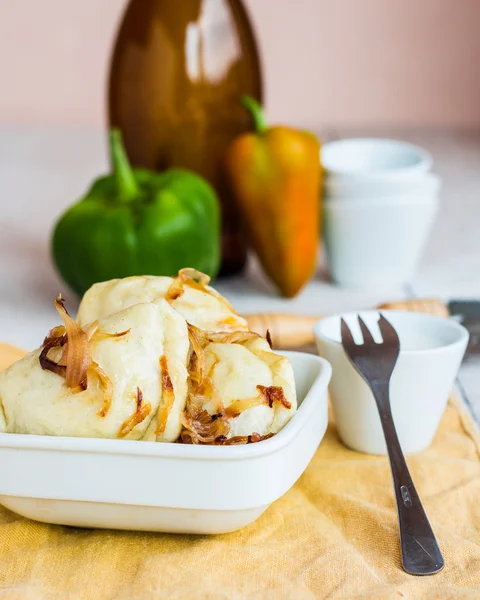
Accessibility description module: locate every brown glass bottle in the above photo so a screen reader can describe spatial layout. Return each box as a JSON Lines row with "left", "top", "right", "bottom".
{"left": 108, "top": 0, "right": 262, "bottom": 276}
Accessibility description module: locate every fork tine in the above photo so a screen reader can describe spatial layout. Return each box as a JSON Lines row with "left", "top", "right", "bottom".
{"left": 340, "top": 317, "right": 356, "bottom": 348}
{"left": 378, "top": 313, "right": 401, "bottom": 347}
{"left": 357, "top": 316, "right": 376, "bottom": 345}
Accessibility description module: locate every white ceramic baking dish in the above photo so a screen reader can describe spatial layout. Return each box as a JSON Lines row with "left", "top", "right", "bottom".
{"left": 0, "top": 351, "right": 331, "bottom": 534}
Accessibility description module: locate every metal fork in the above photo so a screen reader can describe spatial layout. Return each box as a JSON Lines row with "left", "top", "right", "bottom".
{"left": 341, "top": 313, "right": 444, "bottom": 576}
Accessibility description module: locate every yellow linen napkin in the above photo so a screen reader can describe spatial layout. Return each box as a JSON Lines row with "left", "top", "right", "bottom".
{"left": 0, "top": 344, "right": 479, "bottom": 599}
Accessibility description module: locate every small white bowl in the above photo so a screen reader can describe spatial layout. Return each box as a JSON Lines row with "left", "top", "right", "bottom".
{"left": 323, "top": 191, "right": 439, "bottom": 289}
{"left": 325, "top": 171, "right": 441, "bottom": 200}
{"left": 314, "top": 311, "right": 469, "bottom": 455}
{"left": 322, "top": 138, "right": 433, "bottom": 177}
{"left": 0, "top": 351, "right": 332, "bottom": 534}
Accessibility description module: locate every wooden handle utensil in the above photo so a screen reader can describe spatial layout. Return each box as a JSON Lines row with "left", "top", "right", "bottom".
{"left": 244, "top": 313, "right": 320, "bottom": 349}
{"left": 243, "top": 298, "right": 449, "bottom": 349}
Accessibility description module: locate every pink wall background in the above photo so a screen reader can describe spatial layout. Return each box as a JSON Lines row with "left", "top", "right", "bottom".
{"left": 0, "top": 0, "right": 479, "bottom": 129}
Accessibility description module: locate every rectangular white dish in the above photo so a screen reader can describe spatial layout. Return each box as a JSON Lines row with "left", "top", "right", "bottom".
{"left": 0, "top": 351, "right": 331, "bottom": 534}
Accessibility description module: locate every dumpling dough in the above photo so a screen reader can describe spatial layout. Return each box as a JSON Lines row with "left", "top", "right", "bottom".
{"left": 203, "top": 337, "right": 296, "bottom": 438}
{"left": 0, "top": 300, "right": 189, "bottom": 442}
{"left": 77, "top": 275, "right": 248, "bottom": 333}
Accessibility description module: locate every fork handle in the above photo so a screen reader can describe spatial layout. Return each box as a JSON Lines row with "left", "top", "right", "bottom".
{"left": 371, "top": 381, "right": 445, "bottom": 575}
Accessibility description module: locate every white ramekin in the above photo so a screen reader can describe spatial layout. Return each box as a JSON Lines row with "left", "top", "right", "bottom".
{"left": 314, "top": 310, "right": 468, "bottom": 455}
{"left": 323, "top": 192, "right": 439, "bottom": 289}
{"left": 325, "top": 171, "right": 441, "bottom": 200}
{"left": 321, "top": 138, "right": 433, "bottom": 177}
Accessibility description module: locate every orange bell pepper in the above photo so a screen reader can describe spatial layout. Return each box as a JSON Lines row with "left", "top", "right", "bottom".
{"left": 224, "top": 96, "right": 321, "bottom": 297}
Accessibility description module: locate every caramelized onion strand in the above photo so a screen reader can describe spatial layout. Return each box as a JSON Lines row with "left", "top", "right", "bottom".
{"left": 54, "top": 295, "right": 91, "bottom": 390}
{"left": 257, "top": 385, "right": 292, "bottom": 410}
{"left": 39, "top": 336, "right": 67, "bottom": 378}
{"left": 89, "top": 361, "right": 113, "bottom": 417}
{"left": 155, "top": 355, "right": 176, "bottom": 436}
{"left": 118, "top": 387, "right": 152, "bottom": 438}
{"left": 187, "top": 324, "right": 206, "bottom": 384}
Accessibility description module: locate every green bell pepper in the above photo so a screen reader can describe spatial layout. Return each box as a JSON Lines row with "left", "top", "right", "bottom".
{"left": 52, "top": 129, "right": 220, "bottom": 296}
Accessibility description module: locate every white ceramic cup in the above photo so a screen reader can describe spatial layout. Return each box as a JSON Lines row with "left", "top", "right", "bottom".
{"left": 320, "top": 138, "right": 439, "bottom": 289}
{"left": 314, "top": 310, "right": 469, "bottom": 455}
{"left": 321, "top": 138, "right": 433, "bottom": 177}
{"left": 325, "top": 171, "right": 441, "bottom": 200}
{"left": 323, "top": 192, "right": 439, "bottom": 289}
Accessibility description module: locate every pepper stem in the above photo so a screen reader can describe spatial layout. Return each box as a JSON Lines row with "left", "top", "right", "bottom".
{"left": 240, "top": 95, "right": 267, "bottom": 133}
{"left": 110, "top": 128, "right": 139, "bottom": 201}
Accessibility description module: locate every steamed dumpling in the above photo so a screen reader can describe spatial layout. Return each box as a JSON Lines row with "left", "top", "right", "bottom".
{"left": 0, "top": 266, "right": 298, "bottom": 446}
{"left": 206, "top": 338, "right": 296, "bottom": 438}
{"left": 77, "top": 272, "right": 248, "bottom": 333}
{"left": 241, "top": 337, "right": 297, "bottom": 434}
{"left": 183, "top": 333, "right": 297, "bottom": 442}
{"left": 0, "top": 300, "right": 189, "bottom": 442}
